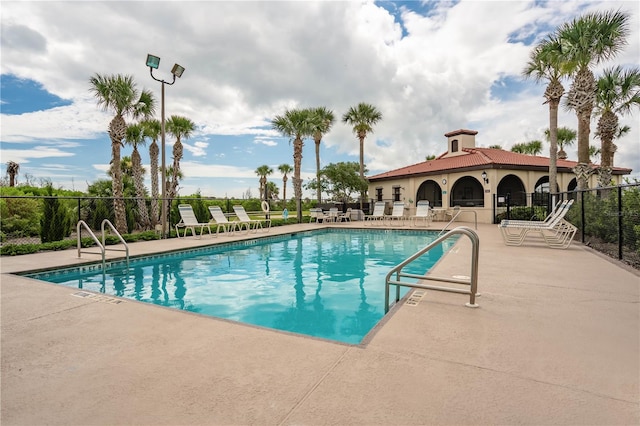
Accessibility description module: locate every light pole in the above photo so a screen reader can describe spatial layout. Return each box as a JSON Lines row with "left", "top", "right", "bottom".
{"left": 146, "top": 54, "right": 185, "bottom": 238}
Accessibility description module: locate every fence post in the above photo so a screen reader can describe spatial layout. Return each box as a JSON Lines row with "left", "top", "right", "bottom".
{"left": 618, "top": 186, "right": 623, "bottom": 260}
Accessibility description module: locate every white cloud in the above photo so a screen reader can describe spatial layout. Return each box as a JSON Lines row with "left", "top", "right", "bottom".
{"left": 1, "top": 0, "right": 638, "bottom": 198}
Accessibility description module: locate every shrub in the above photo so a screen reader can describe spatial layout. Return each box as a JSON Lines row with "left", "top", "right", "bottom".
{"left": 40, "top": 185, "right": 72, "bottom": 243}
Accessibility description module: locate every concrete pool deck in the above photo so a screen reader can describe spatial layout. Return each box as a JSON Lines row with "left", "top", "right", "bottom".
{"left": 1, "top": 221, "right": 638, "bottom": 425}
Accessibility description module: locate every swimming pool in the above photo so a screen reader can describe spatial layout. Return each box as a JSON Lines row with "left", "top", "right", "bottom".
{"left": 25, "top": 229, "right": 454, "bottom": 344}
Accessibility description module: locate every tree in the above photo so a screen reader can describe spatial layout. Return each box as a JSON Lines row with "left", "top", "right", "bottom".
{"left": 425, "top": 154, "right": 437, "bottom": 161}
{"left": 124, "top": 123, "right": 151, "bottom": 229}
{"left": 278, "top": 164, "right": 293, "bottom": 208}
{"left": 165, "top": 115, "right": 195, "bottom": 200}
{"left": 511, "top": 141, "right": 543, "bottom": 155}
{"left": 5, "top": 161, "right": 19, "bottom": 187}
{"left": 545, "top": 126, "right": 577, "bottom": 160}
{"left": 594, "top": 65, "right": 640, "bottom": 186}
{"left": 89, "top": 73, "right": 155, "bottom": 233}
{"left": 317, "top": 162, "right": 368, "bottom": 204}
{"left": 309, "top": 107, "right": 335, "bottom": 203}
{"left": 523, "top": 35, "right": 567, "bottom": 196}
{"left": 141, "top": 119, "right": 161, "bottom": 225}
{"left": 40, "top": 184, "right": 71, "bottom": 243}
{"left": 488, "top": 145, "right": 503, "bottom": 150}
{"left": 342, "top": 102, "right": 382, "bottom": 207}
{"left": 255, "top": 165, "right": 274, "bottom": 201}
{"left": 557, "top": 9, "right": 630, "bottom": 190}
{"left": 266, "top": 181, "right": 279, "bottom": 200}
{"left": 271, "top": 108, "right": 314, "bottom": 222}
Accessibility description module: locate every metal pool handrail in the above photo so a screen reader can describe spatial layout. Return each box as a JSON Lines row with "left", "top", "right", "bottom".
{"left": 76, "top": 219, "right": 129, "bottom": 270}
{"left": 384, "top": 226, "right": 480, "bottom": 312}
{"left": 437, "top": 207, "right": 477, "bottom": 237}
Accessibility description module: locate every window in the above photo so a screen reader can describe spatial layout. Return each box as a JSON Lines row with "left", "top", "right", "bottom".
{"left": 393, "top": 186, "right": 401, "bottom": 202}
{"left": 451, "top": 139, "right": 458, "bottom": 153}
{"left": 376, "top": 187, "right": 383, "bottom": 201}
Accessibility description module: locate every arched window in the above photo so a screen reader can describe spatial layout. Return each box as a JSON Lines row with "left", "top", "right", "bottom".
{"left": 451, "top": 139, "right": 459, "bottom": 153}
{"left": 415, "top": 179, "right": 443, "bottom": 207}
{"left": 450, "top": 177, "right": 484, "bottom": 207}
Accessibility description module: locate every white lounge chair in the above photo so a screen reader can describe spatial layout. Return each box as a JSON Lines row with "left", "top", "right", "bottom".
{"left": 208, "top": 206, "right": 248, "bottom": 235}
{"left": 364, "top": 202, "right": 386, "bottom": 225}
{"left": 175, "top": 204, "right": 212, "bottom": 239}
{"left": 498, "top": 199, "right": 576, "bottom": 249}
{"left": 384, "top": 202, "right": 406, "bottom": 226}
{"left": 233, "top": 205, "right": 271, "bottom": 232}
{"left": 410, "top": 200, "right": 434, "bottom": 227}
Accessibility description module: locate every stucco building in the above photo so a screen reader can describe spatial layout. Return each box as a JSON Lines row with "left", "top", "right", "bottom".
{"left": 367, "top": 129, "right": 632, "bottom": 224}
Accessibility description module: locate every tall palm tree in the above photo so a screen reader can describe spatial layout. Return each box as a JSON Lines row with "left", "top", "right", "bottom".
{"left": 141, "top": 119, "right": 161, "bottom": 225}
{"left": 271, "top": 108, "right": 314, "bottom": 222}
{"left": 5, "top": 161, "right": 19, "bottom": 187}
{"left": 309, "top": 107, "right": 335, "bottom": 203}
{"left": 124, "top": 123, "right": 151, "bottom": 229}
{"left": 278, "top": 163, "right": 293, "bottom": 208}
{"left": 255, "top": 165, "right": 274, "bottom": 201}
{"left": 545, "top": 126, "right": 577, "bottom": 160}
{"left": 523, "top": 36, "right": 567, "bottom": 195}
{"left": 557, "top": 9, "right": 630, "bottom": 190}
{"left": 511, "top": 140, "right": 543, "bottom": 155}
{"left": 89, "top": 73, "right": 156, "bottom": 233}
{"left": 594, "top": 66, "right": 640, "bottom": 186}
{"left": 165, "top": 115, "right": 195, "bottom": 199}
{"left": 342, "top": 103, "right": 382, "bottom": 207}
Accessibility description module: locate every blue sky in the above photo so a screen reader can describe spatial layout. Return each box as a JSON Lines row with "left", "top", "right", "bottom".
{"left": 1, "top": 0, "right": 639, "bottom": 198}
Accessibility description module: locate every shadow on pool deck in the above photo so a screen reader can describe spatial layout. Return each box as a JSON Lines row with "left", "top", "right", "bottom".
{"left": 1, "top": 222, "right": 638, "bottom": 425}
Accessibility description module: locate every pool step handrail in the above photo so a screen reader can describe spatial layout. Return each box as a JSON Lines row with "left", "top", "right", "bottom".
{"left": 77, "top": 220, "right": 106, "bottom": 271}
{"left": 384, "top": 226, "right": 480, "bottom": 312}
{"left": 101, "top": 219, "right": 129, "bottom": 269}
{"left": 437, "top": 208, "right": 477, "bottom": 237}
{"left": 76, "top": 220, "right": 130, "bottom": 270}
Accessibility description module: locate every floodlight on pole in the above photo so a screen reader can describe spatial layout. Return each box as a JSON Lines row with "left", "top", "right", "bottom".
{"left": 145, "top": 53, "right": 185, "bottom": 238}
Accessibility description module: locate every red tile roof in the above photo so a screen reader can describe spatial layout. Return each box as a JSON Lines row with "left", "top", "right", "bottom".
{"left": 369, "top": 147, "right": 632, "bottom": 181}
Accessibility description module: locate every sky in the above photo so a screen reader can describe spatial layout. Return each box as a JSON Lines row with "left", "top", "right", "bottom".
{"left": 1, "top": 0, "right": 639, "bottom": 199}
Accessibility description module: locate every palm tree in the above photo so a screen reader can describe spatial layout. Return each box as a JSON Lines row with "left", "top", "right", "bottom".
{"left": 5, "top": 161, "right": 19, "bottom": 187}
{"left": 523, "top": 35, "right": 567, "bottom": 196}
{"left": 309, "top": 107, "right": 335, "bottom": 203}
{"left": 278, "top": 164, "right": 293, "bottom": 208}
{"left": 124, "top": 123, "right": 151, "bottom": 229}
{"left": 271, "top": 109, "right": 314, "bottom": 222}
{"left": 141, "top": 119, "right": 161, "bottom": 226}
{"left": 511, "top": 141, "right": 543, "bottom": 155}
{"left": 255, "top": 165, "right": 274, "bottom": 201}
{"left": 342, "top": 103, "right": 382, "bottom": 208}
{"left": 165, "top": 115, "right": 195, "bottom": 200}
{"left": 89, "top": 74, "right": 156, "bottom": 233}
{"left": 545, "top": 126, "right": 577, "bottom": 160}
{"left": 557, "top": 9, "right": 630, "bottom": 190}
{"left": 594, "top": 65, "right": 640, "bottom": 186}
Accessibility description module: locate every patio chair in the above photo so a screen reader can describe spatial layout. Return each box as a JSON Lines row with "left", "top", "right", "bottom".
{"left": 233, "top": 205, "right": 271, "bottom": 232}
{"left": 364, "top": 202, "right": 386, "bottom": 225}
{"left": 338, "top": 208, "right": 352, "bottom": 222}
{"left": 175, "top": 204, "right": 212, "bottom": 239}
{"left": 208, "top": 206, "right": 248, "bottom": 235}
{"left": 498, "top": 199, "right": 576, "bottom": 249}
{"left": 309, "top": 208, "right": 328, "bottom": 223}
{"left": 384, "top": 201, "right": 407, "bottom": 226}
{"left": 410, "top": 200, "right": 434, "bottom": 227}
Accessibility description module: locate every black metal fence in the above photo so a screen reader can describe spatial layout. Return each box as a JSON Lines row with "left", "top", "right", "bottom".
{"left": 0, "top": 195, "right": 288, "bottom": 247}
{"left": 493, "top": 182, "right": 640, "bottom": 269}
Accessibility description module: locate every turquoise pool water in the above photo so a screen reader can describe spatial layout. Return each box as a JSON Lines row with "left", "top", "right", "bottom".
{"left": 25, "top": 229, "right": 453, "bottom": 344}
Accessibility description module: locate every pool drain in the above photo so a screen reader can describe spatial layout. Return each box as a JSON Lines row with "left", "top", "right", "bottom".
{"left": 405, "top": 290, "right": 425, "bottom": 306}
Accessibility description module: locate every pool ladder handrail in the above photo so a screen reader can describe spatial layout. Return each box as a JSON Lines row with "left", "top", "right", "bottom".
{"left": 76, "top": 219, "right": 129, "bottom": 270}
{"left": 384, "top": 226, "right": 480, "bottom": 313}
{"left": 437, "top": 207, "right": 477, "bottom": 237}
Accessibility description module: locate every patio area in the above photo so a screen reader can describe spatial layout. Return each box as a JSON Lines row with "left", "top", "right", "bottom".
{"left": 1, "top": 221, "right": 638, "bottom": 425}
